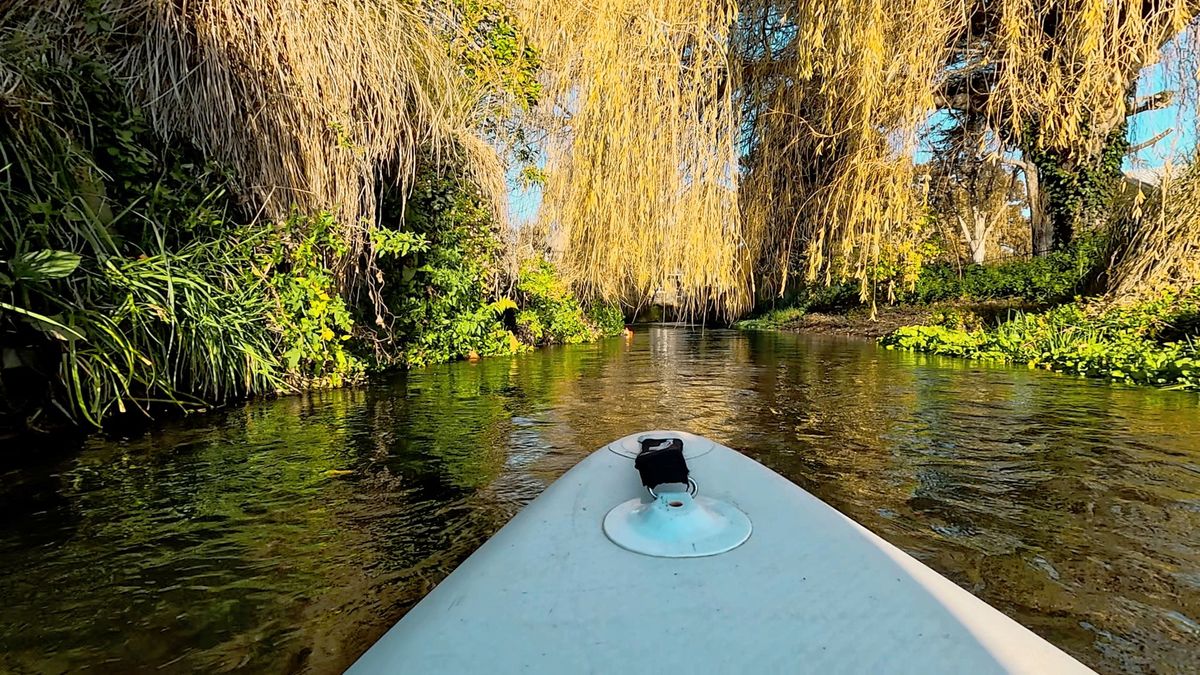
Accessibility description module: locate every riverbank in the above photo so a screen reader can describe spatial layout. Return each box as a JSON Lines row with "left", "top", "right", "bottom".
{"left": 737, "top": 300, "right": 1039, "bottom": 340}
{"left": 739, "top": 291, "right": 1200, "bottom": 392}
{"left": 880, "top": 290, "right": 1200, "bottom": 391}
{"left": 0, "top": 4, "right": 626, "bottom": 434}
{"left": 734, "top": 253, "right": 1200, "bottom": 392}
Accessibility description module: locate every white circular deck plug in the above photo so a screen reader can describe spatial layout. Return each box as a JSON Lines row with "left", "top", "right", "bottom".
{"left": 603, "top": 487, "right": 752, "bottom": 558}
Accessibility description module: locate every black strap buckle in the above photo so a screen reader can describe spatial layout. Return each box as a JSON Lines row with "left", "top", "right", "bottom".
{"left": 634, "top": 437, "right": 689, "bottom": 492}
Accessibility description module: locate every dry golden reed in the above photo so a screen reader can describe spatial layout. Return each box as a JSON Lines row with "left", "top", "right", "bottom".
{"left": 1111, "top": 164, "right": 1200, "bottom": 298}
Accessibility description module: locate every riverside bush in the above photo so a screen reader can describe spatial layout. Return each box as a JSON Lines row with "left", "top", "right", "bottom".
{"left": 516, "top": 257, "right": 623, "bottom": 344}
{"left": 901, "top": 238, "right": 1102, "bottom": 305}
{"left": 881, "top": 290, "right": 1200, "bottom": 390}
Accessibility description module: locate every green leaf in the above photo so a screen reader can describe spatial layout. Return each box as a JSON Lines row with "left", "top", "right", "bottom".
{"left": 0, "top": 302, "right": 86, "bottom": 341}
{"left": 489, "top": 297, "right": 518, "bottom": 314}
{"left": 10, "top": 249, "right": 82, "bottom": 283}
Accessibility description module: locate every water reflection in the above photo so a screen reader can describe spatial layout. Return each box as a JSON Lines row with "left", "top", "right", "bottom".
{"left": 0, "top": 327, "right": 1197, "bottom": 673}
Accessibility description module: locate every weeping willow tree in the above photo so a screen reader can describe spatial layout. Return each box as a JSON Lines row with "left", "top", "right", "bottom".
{"left": 517, "top": 0, "right": 1200, "bottom": 314}
{"left": 131, "top": 0, "right": 508, "bottom": 310}
{"left": 736, "top": 0, "right": 958, "bottom": 303}
{"left": 940, "top": 0, "right": 1198, "bottom": 254}
{"left": 514, "top": 0, "right": 748, "bottom": 314}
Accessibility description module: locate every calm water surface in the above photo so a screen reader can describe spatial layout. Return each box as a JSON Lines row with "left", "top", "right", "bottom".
{"left": 2, "top": 327, "right": 1199, "bottom": 673}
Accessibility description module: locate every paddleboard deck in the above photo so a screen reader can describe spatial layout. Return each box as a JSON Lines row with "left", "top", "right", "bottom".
{"left": 350, "top": 431, "right": 1092, "bottom": 673}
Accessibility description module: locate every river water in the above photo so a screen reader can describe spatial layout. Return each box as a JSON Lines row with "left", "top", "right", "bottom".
{"left": 1, "top": 327, "right": 1198, "bottom": 673}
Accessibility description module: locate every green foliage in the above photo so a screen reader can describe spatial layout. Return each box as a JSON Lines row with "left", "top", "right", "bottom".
{"left": 735, "top": 306, "right": 809, "bottom": 331}
{"left": 0, "top": 1, "right": 627, "bottom": 431}
{"left": 450, "top": 0, "right": 542, "bottom": 111}
{"left": 2, "top": 228, "right": 285, "bottom": 427}
{"left": 373, "top": 173, "right": 523, "bottom": 367}
{"left": 0, "top": 5, "right": 286, "bottom": 427}
{"left": 586, "top": 302, "right": 627, "bottom": 337}
{"left": 901, "top": 241, "right": 1101, "bottom": 305}
{"left": 446, "top": 0, "right": 543, "bottom": 166}
{"left": 265, "top": 213, "right": 364, "bottom": 387}
{"left": 515, "top": 257, "right": 621, "bottom": 344}
{"left": 881, "top": 290, "right": 1200, "bottom": 390}
{"left": 926, "top": 307, "right": 984, "bottom": 332}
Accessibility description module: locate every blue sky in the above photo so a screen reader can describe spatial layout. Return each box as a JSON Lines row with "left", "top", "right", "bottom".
{"left": 1127, "top": 56, "right": 1196, "bottom": 171}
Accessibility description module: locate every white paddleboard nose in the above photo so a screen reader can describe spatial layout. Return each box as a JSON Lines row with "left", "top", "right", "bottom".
{"left": 603, "top": 431, "right": 752, "bottom": 557}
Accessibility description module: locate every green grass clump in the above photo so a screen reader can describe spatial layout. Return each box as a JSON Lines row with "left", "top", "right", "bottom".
{"left": 735, "top": 306, "right": 808, "bottom": 331}
{"left": 735, "top": 283, "right": 860, "bottom": 330}
{"left": 880, "top": 290, "right": 1200, "bottom": 390}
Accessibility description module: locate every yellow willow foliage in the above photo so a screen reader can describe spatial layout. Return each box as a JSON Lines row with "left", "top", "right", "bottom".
{"left": 738, "top": 0, "right": 957, "bottom": 299}
{"left": 514, "top": 0, "right": 749, "bottom": 315}
{"left": 131, "top": 0, "right": 504, "bottom": 273}
{"left": 517, "top": 0, "right": 1200, "bottom": 312}
{"left": 1110, "top": 165, "right": 1200, "bottom": 298}
{"left": 989, "top": 0, "right": 1196, "bottom": 153}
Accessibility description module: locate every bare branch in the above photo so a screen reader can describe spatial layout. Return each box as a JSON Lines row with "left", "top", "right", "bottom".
{"left": 1127, "top": 128, "right": 1173, "bottom": 154}
{"left": 1131, "top": 90, "right": 1174, "bottom": 116}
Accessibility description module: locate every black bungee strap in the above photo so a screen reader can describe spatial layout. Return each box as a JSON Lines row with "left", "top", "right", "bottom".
{"left": 634, "top": 437, "right": 689, "bottom": 491}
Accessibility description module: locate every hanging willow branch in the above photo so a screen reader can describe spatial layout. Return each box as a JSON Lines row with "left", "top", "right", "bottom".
{"left": 737, "top": 0, "right": 958, "bottom": 301}
{"left": 518, "top": 0, "right": 1200, "bottom": 313}
{"left": 514, "top": 0, "right": 749, "bottom": 316}
{"left": 129, "top": 0, "right": 506, "bottom": 288}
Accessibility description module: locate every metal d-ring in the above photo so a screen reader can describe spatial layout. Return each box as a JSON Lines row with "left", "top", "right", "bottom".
{"left": 647, "top": 477, "right": 699, "bottom": 499}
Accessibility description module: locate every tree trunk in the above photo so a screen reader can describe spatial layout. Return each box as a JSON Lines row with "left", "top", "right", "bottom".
{"left": 1027, "top": 124, "right": 1128, "bottom": 254}
{"left": 972, "top": 212, "right": 989, "bottom": 264}
{"left": 1003, "top": 156, "right": 1051, "bottom": 256}
{"left": 1026, "top": 165, "right": 1052, "bottom": 256}
{"left": 958, "top": 213, "right": 990, "bottom": 264}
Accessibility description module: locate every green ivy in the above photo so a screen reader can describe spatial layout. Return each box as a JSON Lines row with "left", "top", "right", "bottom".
{"left": 1026, "top": 120, "right": 1128, "bottom": 250}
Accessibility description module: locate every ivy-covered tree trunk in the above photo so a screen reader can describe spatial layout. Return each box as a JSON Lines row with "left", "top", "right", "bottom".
{"left": 1027, "top": 124, "right": 1128, "bottom": 253}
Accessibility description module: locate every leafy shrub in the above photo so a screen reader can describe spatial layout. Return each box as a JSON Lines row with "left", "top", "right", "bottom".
{"left": 515, "top": 257, "right": 611, "bottom": 344}
{"left": 902, "top": 240, "right": 1101, "bottom": 305}
{"left": 372, "top": 173, "right": 523, "bottom": 367}
{"left": 0, "top": 10, "right": 287, "bottom": 427}
{"left": 881, "top": 290, "right": 1200, "bottom": 390}
{"left": 265, "top": 213, "right": 364, "bottom": 387}
{"left": 586, "top": 302, "right": 627, "bottom": 337}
